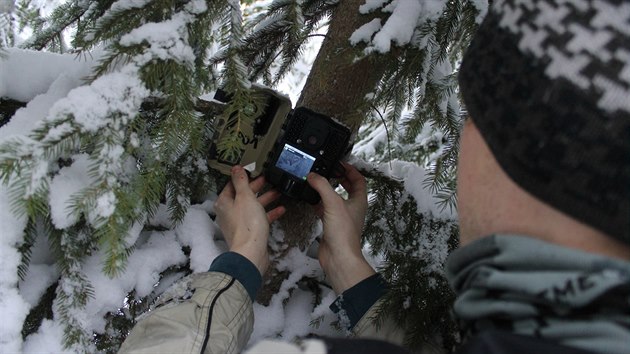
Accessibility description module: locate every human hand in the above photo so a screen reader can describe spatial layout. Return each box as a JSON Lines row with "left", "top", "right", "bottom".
{"left": 306, "top": 163, "right": 375, "bottom": 294}
{"left": 215, "top": 166, "right": 286, "bottom": 275}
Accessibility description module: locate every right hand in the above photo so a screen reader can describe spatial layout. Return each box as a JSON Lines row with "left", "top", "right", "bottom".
{"left": 306, "top": 163, "right": 376, "bottom": 294}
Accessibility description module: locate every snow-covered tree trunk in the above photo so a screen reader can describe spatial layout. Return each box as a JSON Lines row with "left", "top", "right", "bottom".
{"left": 297, "top": 0, "right": 388, "bottom": 129}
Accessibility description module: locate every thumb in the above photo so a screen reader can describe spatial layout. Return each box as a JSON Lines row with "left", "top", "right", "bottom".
{"left": 231, "top": 166, "right": 253, "bottom": 196}
{"left": 307, "top": 173, "right": 340, "bottom": 208}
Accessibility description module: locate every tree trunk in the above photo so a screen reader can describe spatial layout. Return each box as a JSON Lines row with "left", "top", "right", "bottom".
{"left": 297, "top": 0, "right": 389, "bottom": 130}
{"left": 258, "top": 0, "right": 392, "bottom": 304}
{"left": 281, "top": 0, "right": 391, "bottom": 247}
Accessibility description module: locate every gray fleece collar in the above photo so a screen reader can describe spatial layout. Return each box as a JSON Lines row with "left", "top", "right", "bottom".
{"left": 446, "top": 235, "right": 630, "bottom": 354}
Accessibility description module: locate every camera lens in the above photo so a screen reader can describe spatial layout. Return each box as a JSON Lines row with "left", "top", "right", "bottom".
{"left": 308, "top": 135, "right": 318, "bottom": 145}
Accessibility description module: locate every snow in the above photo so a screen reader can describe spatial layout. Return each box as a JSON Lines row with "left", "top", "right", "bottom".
{"left": 248, "top": 226, "right": 383, "bottom": 347}
{"left": 350, "top": 19, "right": 382, "bottom": 46}
{"left": 119, "top": 13, "right": 196, "bottom": 65}
{"left": 124, "top": 221, "right": 144, "bottom": 247}
{"left": 106, "top": 0, "right": 154, "bottom": 16}
{"left": 22, "top": 320, "right": 72, "bottom": 354}
{"left": 282, "top": 288, "right": 318, "bottom": 339}
{"left": 350, "top": 157, "right": 455, "bottom": 276}
{"left": 46, "top": 68, "right": 148, "bottom": 133}
{"left": 0, "top": 186, "right": 30, "bottom": 353}
{"left": 245, "top": 339, "right": 327, "bottom": 354}
{"left": 185, "top": 0, "right": 208, "bottom": 15}
{"left": 174, "top": 206, "right": 225, "bottom": 273}
{"left": 353, "top": 122, "right": 390, "bottom": 159}
{"left": 0, "top": 271, "right": 31, "bottom": 352}
{"left": 0, "top": 48, "right": 94, "bottom": 103}
{"left": 371, "top": 1, "right": 423, "bottom": 52}
{"left": 18, "top": 232, "right": 59, "bottom": 319}
{"left": 378, "top": 159, "right": 455, "bottom": 220}
{"left": 470, "top": 0, "right": 489, "bottom": 24}
{"left": 249, "top": 247, "right": 326, "bottom": 344}
{"left": 49, "top": 154, "right": 93, "bottom": 229}
{"left": 354, "top": 0, "right": 449, "bottom": 53}
{"left": 95, "top": 191, "right": 117, "bottom": 218}
{"left": 68, "top": 230, "right": 188, "bottom": 334}
{"left": 359, "top": 0, "right": 391, "bottom": 14}
{"left": 350, "top": 0, "right": 447, "bottom": 53}
{"left": 431, "top": 58, "right": 457, "bottom": 115}
{"left": 19, "top": 264, "right": 59, "bottom": 307}
{"left": 0, "top": 2, "right": 13, "bottom": 13}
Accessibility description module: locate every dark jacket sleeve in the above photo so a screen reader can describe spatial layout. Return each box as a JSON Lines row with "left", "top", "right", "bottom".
{"left": 329, "top": 273, "right": 389, "bottom": 330}
{"left": 209, "top": 252, "right": 262, "bottom": 300}
{"left": 328, "top": 273, "right": 406, "bottom": 346}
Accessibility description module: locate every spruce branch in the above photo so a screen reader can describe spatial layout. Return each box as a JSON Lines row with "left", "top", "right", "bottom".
{"left": 50, "top": 225, "right": 98, "bottom": 351}
{"left": 20, "top": 1, "right": 90, "bottom": 52}
{"left": 0, "top": 9, "right": 15, "bottom": 48}
{"left": 363, "top": 166, "right": 460, "bottom": 351}
{"left": 213, "top": 0, "right": 337, "bottom": 84}
{"left": 358, "top": 0, "right": 481, "bottom": 215}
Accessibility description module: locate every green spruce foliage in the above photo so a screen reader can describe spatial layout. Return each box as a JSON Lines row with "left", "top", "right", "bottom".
{"left": 0, "top": 0, "right": 253, "bottom": 350}
{"left": 353, "top": 0, "right": 481, "bottom": 349}
{"left": 363, "top": 167, "right": 460, "bottom": 350}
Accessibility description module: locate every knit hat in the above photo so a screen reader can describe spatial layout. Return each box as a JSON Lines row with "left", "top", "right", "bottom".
{"left": 458, "top": 0, "right": 630, "bottom": 245}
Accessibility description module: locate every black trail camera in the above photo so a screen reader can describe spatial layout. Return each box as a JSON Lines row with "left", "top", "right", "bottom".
{"left": 208, "top": 85, "right": 351, "bottom": 204}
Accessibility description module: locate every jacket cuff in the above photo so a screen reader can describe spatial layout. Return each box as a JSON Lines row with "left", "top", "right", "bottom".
{"left": 209, "top": 252, "right": 262, "bottom": 301}
{"left": 329, "top": 273, "right": 388, "bottom": 331}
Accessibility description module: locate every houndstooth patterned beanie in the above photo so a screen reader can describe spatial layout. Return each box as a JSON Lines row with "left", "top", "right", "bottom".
{"left": 458, "top": 0, "right": 630, "bottom": 245}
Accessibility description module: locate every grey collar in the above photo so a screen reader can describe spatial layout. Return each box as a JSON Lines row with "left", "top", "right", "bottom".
{"left": 446, "top": 235, "right": 630, "bottom": 354}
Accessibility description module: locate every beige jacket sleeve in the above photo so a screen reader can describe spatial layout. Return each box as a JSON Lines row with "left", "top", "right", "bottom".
{"left": 350, "top": 297, "right": 406, "bottom": 346}
{"left": 119, "top": 272, "right": 254, "bottom": 354}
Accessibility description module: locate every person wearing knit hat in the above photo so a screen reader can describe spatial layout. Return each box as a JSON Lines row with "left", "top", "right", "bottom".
{"left": 120, "top": 1, "right": 629, "bottom": 353}
{"left": 446, "top": 0, "right": 630, "bottom": 352}
{"left": 458, "top": 0, "right": 630, "bottom": 245}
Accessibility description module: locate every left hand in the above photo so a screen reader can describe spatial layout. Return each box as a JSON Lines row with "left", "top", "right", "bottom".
{"left": 214, "top": 166, "right": 286, "bottom": 275}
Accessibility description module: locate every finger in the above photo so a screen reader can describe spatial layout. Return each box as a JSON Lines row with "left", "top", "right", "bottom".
{"left": 307, "top": 172, "right": 341, "bottom": 208}
{"left": 218, "top": 180, "right": 236, "bottom": 201}
{"left": 258, "top": 189, "right": 281, "bottom": 207}
{"left": 231, "top": 166, "right": 254, "bottom": 196}
{"left": 340, "top": 163, "right": 367, "bottom": 198}
{"left": 267, "top": 205, "right": 286, "bottom": 223}
{"left": 249, "top": 175, "right": 266, "bottom": 194}
{"left": 344, "top": 163, "right": 367, "bottom": 194}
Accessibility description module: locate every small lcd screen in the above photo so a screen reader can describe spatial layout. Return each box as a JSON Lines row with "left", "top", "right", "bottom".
{"left": 275, "top": 144, "right": 316, "bottom": 180}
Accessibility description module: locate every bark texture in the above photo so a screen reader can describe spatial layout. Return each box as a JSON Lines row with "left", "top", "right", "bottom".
{"left": 297, "top": 0, "right": 389, "bottom": 131}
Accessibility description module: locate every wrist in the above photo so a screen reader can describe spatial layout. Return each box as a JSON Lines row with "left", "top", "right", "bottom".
{"left": 230, "top": 246, "right": 269, "bottom": 275}
{"left": 209, "top": 252, "right": 263, "bottom": 300}
{"left": 323, "top": 255, "right": 375, "bottom": 294}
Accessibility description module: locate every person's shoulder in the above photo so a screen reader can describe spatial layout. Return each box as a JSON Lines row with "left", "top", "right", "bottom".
{"left": 455, "top": 330, "right": 595, "bottom": 354}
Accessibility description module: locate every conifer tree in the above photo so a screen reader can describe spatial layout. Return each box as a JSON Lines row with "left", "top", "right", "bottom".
{"left": 0, "top": 0, "right": 485, "bottom": 352}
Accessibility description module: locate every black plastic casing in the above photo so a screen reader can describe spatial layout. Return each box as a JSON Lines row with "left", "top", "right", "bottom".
{"left": 265, "top": 107, "right": 351, "bottom": 204}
